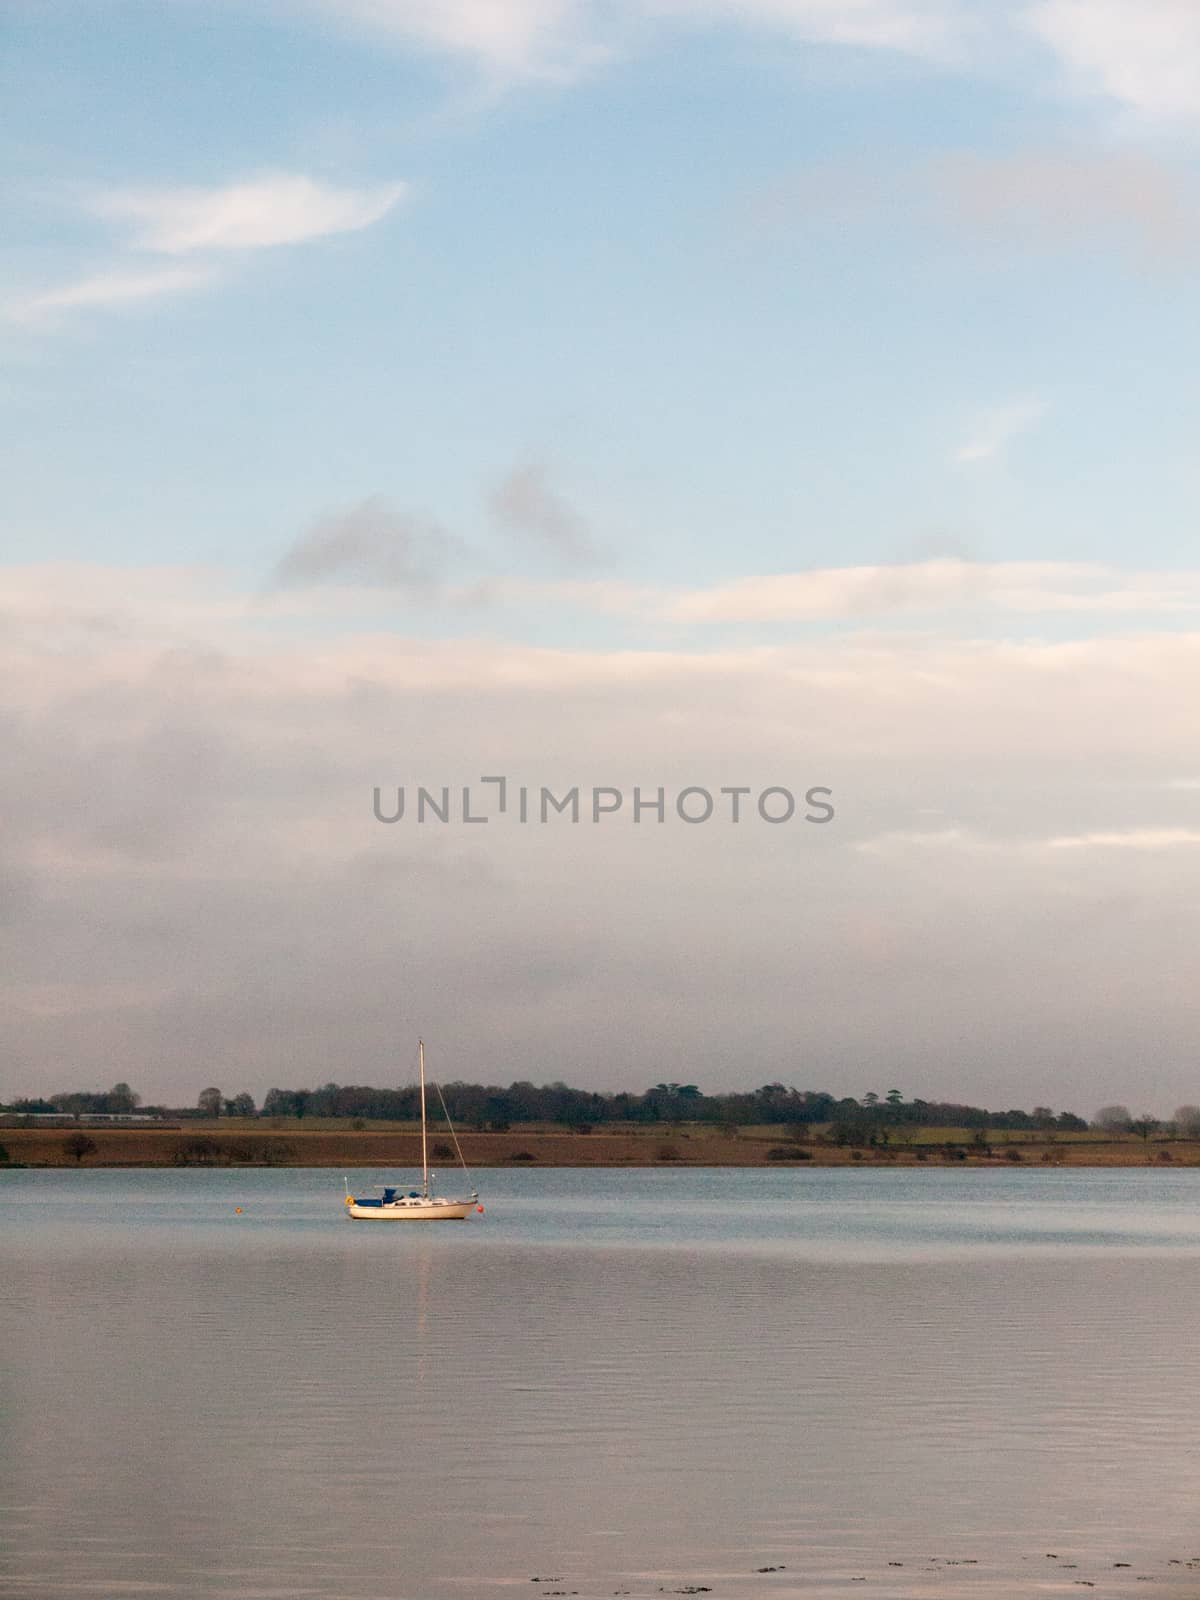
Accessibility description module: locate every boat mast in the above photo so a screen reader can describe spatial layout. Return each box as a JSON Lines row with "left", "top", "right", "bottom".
{"left": 419, "top": 1037, "right": 429, "bottom": 1198}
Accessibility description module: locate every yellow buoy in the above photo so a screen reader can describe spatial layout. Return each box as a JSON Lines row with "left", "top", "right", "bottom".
{"left": 235, "top": 1207, "right": 242, "bottom": 1214}
{"left": 345, "top": 1195, "right": 354, "bottom": 1205}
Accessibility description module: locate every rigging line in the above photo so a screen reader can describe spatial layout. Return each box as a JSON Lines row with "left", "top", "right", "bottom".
{"left": 432, "top": 1078, "right": 475, "bottom": 1190}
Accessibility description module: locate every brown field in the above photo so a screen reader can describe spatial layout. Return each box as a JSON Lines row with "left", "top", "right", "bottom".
{"left": 3, "top": 1122, "right": 1200, "bottom": 1169}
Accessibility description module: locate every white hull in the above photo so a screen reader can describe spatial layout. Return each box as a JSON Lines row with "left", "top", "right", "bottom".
{"left": 346, "top": 1197, "right": 475, "bottom": 1221}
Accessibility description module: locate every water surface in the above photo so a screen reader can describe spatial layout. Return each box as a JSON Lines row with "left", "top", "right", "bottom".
{"left": 4, "top": 1167, "right": 1200, "bottom": 1599}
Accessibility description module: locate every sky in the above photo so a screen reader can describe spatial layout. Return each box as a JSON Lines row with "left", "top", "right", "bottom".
{"left": 3, "top": 0, "right": 1200, "bottom": 1112}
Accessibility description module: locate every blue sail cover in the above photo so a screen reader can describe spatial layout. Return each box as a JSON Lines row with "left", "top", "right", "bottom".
{"left": 352, "top": 1185, "right": 424, "bottom": 1205}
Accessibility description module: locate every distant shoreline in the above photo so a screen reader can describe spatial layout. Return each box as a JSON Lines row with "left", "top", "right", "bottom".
{"left": 3, "top": 1124, "right": 1197, "bottom": 1170}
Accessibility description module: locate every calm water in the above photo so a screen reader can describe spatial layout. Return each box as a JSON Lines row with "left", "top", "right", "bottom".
{"left": 5, "top": 1167, "right": 1200, "bottom": 1600}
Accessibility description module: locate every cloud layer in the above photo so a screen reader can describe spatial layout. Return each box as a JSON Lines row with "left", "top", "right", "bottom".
{"left": 2, "top": 559, "right": 1198, "bottom": 1111}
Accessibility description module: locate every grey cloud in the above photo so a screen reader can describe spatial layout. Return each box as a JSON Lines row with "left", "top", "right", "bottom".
{"left": 272, "top": 496, "right": 471, "bottom": 590}
{"left": 273, "top": 473, "right": 607, "bottom": 597}
{"left": 488, "top": 461, "right": 607, "bottom": 569}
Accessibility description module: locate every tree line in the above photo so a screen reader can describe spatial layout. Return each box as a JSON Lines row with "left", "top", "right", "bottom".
{"left": 8, "top": 1081, "right": 1199, "bottom": 1139}
{"left": 254, "top": 1080, "right": 1099, "bottom": 1133}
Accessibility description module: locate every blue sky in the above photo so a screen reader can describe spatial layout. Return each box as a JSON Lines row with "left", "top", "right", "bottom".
{"left": 8, "top": 0, "right": 1200, "bottom": 594}
{"left": 4, "top": 1, "right": 1200, "bottom": 1105}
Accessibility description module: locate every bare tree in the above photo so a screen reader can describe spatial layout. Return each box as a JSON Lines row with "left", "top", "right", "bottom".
{"left": 1093, "top": 1105, "right": 1132, "bottom": 1132}
{"left": 198, "top": 1087, "right": 222, "bottom": 1118}
{"left": 64, "top": 1132, "right": 97, "bottom": 1164}
{"left": 1174, "top": 1105, "right": 1200, "bottom": 1138}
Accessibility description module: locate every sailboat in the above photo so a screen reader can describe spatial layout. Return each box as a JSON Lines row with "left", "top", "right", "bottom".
{"left": 344, "top": 1040, "right": 481, "bottom": 1221}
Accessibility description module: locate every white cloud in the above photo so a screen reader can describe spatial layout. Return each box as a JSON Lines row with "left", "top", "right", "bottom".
{"left": 856, "top": 826, "right": 998, "bottom": 857}
{"left": 10, "top": 554, "right": 1200, "bottom": 649}
{"left": 243, "top": 554, "right": 1200, "bottom": 628}
{"left": 93, "top": 173, "right": 407, "bottom": 255}
{"left": 66, "top": 555, "right": 1200, "bottom": 631}
{"left": 311, "top": 0, "right": 603, "bottom": 78}
{"left": 646, "top": 0, "right": 962, "bottom": 57}
{"left": 133, "top": 0, "right": 1200, "bottom": 118}
{"left": 1026, "top": 0, "right": 1200, "bottom": 121}
{"left": 1044, "top": 828, "right": 1200, "bottom": 851}
{"left": 954, "top": 395, "right": 1047, "bottom": 463}
{"left": 453, "top": 575, "right": 648, "bottom": 612}
{"left": 5, "top": 264, "right": 218, "bottom": 325}
{"left": 858, "top": 825, "right": 1200, "bottom": 857}
{"left": 10, "top": 173, "right": 406, "bottom": 331}
{"left": 662, "top": 559, "right": 1200, "bottom": 624}
{"left": 309, "top": 0, "right": 964, "bottom": 79}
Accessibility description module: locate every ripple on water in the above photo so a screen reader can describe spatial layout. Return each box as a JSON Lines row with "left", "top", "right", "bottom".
{"left": 4, "top": 1167, "right": 1200, "bottom": 1598}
